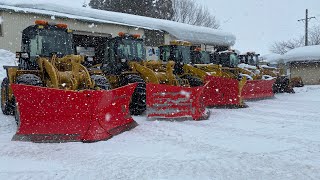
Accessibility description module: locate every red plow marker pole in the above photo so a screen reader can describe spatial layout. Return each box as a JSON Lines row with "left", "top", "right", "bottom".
{"left": 241, "top": 79, "right": 276, "bottom": 100}
{"left": 202, "top": 76, "right": 241, "bottom": 107}
{"left": 11, "top": 83, "right": 138, "bottom": 143}
{"left": 146, "top": 83, "right": 210, "bottom": 120}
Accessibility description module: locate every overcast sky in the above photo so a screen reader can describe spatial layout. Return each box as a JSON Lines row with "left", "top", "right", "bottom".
{"left": 198, "top": 0, "right": 320, "bottom": 55}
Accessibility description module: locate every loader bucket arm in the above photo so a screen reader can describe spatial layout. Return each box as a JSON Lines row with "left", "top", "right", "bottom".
{"left": 11, "top": 83, "right": 138, "bottom": 143}
{"left": 241, "top": 79, "right": 276, "bottom": 100}
{"left": 183, "top": 64, "right": 208, "bottom": 80}
{"left": 146, "top": 83, "right": 210, "bottom": 120}
{"left": 130, "top": 62, "right": 159, "bottom": 84}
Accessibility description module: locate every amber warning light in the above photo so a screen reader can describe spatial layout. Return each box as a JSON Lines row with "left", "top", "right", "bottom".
{"left": 35, "top": 20, "right": 48, "bottom": 25}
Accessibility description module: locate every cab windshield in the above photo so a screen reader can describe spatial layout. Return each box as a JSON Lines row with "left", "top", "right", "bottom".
{"left": 230, "top": 53, "right": 240, "bottom": 67}
{"left": 248, "top": 55, "right": 259, "bottom": 66}
{"left": 193, "top": 51, "right": 210, "bottom": 64}
{"left": 116, "top": 39, "right": 145, "bottom": 61}
{"left": 29, "top": 29, "right": 73, "bottom": 57}
{"left": 170, "top": 46, "right": 191, "bottom": 63}
{"left": 160, "top": 45, "right": 191, "bottom": 63}
{"left": 241, "top": 55, "right": 259, "bottom": 66}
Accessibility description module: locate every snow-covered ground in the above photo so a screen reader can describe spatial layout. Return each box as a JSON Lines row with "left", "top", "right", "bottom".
{"left": 1, "top": 85, "right": 320, "bottom": 179}
{"left": 0, "top": 49, "right": 16, "bottom": 80}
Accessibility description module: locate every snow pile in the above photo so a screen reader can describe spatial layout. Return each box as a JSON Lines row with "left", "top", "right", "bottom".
{"left": 0, "top": 49, "right": 16, "bottom": 81}
{"left": 261, "top": 53, "right": 283, "bottom": 64}
{"left": 261, "top": 75, "right": 274, "bottom": 80}
{"left": 240, "top": 73, "right": 253, "bottom": 80}
{"left": 0, "top": 2, "right": 236, "bottom": 46}
{"left": 260, "top": 64, "right": 277, "bottom": 69}
{"left": 283, "top": 45, "right": 320, "bottom": 63}
{"left": 238, "top": 63, "right": 257, "bottom": 70}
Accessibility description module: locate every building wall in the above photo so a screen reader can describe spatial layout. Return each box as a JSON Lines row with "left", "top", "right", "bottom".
{"left": 289, "top": 61, "right": 320, "bottom": 85}
{"left": 0, "top": 10, "right": 144, "bottom": 52}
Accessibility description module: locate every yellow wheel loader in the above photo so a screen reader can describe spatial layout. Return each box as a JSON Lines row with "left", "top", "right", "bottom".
{"left": 239, "top": 52, "right": 295, "bottom": 94}
{"left": 98, "top": 34, "right": 209, "bottom": 119}
{"left": 97, "top": 33, "right": 188, "bottom": 115}
{"left": 158, "top": 41, "right": 246, "bottom": 107}
{"left": 211, "top": 50, "right": 276, "bottom": 100}
{"left": 1, "top": 20, "right": 138, "bottom": 143}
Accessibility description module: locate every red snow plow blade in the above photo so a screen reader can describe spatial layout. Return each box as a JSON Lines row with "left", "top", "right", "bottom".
{"left": 11, "top": 83, "right": 138, "bottom": 143}
{"left": 146, "top": 83, "right": 209, "bottom": 120}
{"left": 202, "top": 76, "right": 243, "bottom": 107}
{"left": 241, "top": 79, "right": 276, "bottom": 100}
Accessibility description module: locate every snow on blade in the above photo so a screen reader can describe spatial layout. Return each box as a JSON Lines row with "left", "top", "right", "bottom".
{"left": 238, "top": 63, "right": 257, "bottom": 70}
{"left": 180, "top": 90, "right": 191, "bottom": 99}
{"left": 105, "top": 113, "right": 111, "bottom": 122}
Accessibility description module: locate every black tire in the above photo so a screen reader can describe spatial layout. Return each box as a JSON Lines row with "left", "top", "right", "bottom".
{"left": 15, "top": 74, "right": 43, "bottom": 125}
{"left": 273, "top": 76, "right": 295, "bottom": 94}
{"left": 1, "top": 78, "right": 14, "bottom": 115}
{"left": 91, "top": 75, "right": 111, "bottom": 90}
{"left": 181, "top": 75, "right": 203, "bottom": 87}
{"left": 120, "top": 74, "right": 146, "bottom": 115}
{"left": 175, "top": 75, "right": 185, "bottom": 86}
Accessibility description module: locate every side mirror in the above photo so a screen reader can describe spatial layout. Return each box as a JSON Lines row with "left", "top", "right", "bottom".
{"left": 16, "top": 52, "right": 29, "bottom": 59}
{"left": 21, "top": 52, "right": 29, "bottom": 59}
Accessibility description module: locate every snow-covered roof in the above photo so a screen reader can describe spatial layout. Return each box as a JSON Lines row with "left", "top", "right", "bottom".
{"left": 0, "top": 1, "right": 236, "bottom": 47}
{"left": 260, "top": 53, "right": 283, "bottom": 64}
{"left": 282, "top": 45, "right": 320, "bottom": 63}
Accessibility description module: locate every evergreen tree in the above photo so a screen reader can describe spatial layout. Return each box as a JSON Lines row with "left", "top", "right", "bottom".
{"left": 89, "top": 0, "right": 173, "bottom": 20}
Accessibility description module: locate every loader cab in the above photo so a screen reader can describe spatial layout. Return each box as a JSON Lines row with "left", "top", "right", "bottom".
{"left": 159, "top": 41, "right": 192, "bottom": 75}
{"left": 20, "top": 20, "right": 74, "bottom": 70}
{"left": 159, "top": 45, "right": 191, "bottom": 63}
{"left": 239, "top": 53, "right": 260, "bottom": 66}
{"left": 190, "top": 49, "right": 211, "bottom": 64}
{"left": 214, "top": 51, "right": 240, "bottom": 68}
{"left": 102, "top": 32, "right": 145, "bottom": 75}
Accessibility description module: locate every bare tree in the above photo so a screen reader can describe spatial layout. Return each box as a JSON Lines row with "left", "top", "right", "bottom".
{"left": 270, "top": 38, "right": 304, "bottom": 54}
{"left": 172, "top": 0, "right": 219, "bottom": 29}
{"left": 270, "top": 25, "right": 320, "bottom": 54}
{"left": 309, "top": 25, "right": 320, "bottom": 45}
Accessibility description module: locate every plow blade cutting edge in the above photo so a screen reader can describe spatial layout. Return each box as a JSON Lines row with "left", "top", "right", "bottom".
{"left": 202, "top": 76, "right": 243, "bottom": 107}
{"left": 146, "top": 83, "right": 210, "bottom": 120}
{"left": 241, "top": 79, "right": 276, "bottom": 100}
{"left": 11, "top": 83, "right": 138, "bottom": 143}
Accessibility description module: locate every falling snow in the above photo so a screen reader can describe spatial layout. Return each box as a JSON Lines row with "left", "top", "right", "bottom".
{"left": 105, "top": 113, "right": 111, "bottom": 122}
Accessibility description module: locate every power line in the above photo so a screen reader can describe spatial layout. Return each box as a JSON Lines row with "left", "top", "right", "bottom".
{"left": 297, "top": 9, "right": 315, "bottom": 46}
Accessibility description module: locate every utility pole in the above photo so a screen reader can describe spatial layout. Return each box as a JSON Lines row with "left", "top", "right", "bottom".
{"left": 298, "top": 9, "right": 315, "bottom": 46}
